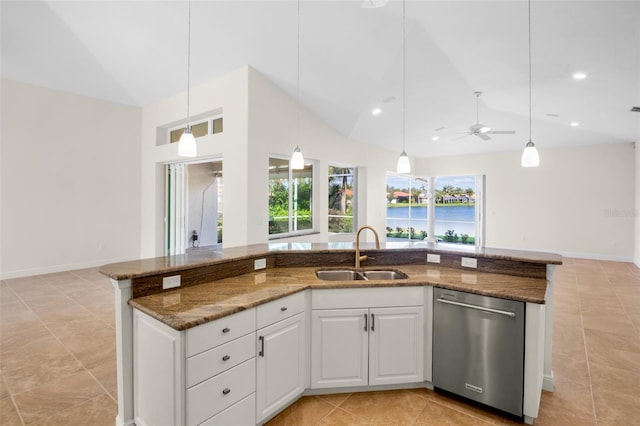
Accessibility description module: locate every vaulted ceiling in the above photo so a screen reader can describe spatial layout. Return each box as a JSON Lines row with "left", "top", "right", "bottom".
{"left": 2, "top": 0, "right": 639, "bottom": 158}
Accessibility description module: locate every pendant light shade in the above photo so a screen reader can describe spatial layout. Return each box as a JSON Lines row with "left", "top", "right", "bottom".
{"left": 397, "top": 151, "right": 410, "bottom": 174}
{"left": 178, "top": 128, "right": 197, "bottom": 157}
{"left": 396, "top": 0, "right": 410, "bottom": 174}
{"left": 521, "top": 140, "right": 539, "bottom": 167}
{"left": 521, "top": 0, "right": 539, "bottom": 167}
{"left": 291, "top": 145, "right": 304, "bottom": 170}
{"left": 178, "top": 0, "right": 196, "bottom": 157}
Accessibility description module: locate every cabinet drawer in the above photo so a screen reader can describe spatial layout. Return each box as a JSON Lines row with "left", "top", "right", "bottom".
{"left": 186, "top": 358, "right": 256, "bottom": 426}
{"left": 186, "top": 308, "right": 256, "bottom": 357}
{"left": 186, "top": 332, "right": 256, "bottom": 388}
{"left": 200, "top": 393, "right": 256, "bottom": 426}
{"left": 312, "top": 287, "right": 423, "bottom": 310}
{"left": 257, "top": 291, "right": 306, "bottom": 329}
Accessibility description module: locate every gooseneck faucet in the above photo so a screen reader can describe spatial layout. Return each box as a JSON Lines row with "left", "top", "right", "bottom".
{"left": 355, "top": 225, "right": 380, "bottom": 268}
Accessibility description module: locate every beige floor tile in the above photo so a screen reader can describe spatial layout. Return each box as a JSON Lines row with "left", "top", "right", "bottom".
{"left": 43, "top": 394, "right": 116, "bottom": 426}
{"left": 552, "top": 353, "right": 591, "bottom": 385}
{"left": 89, "top": 357, "right": 118, "bottom": 400}
{"left": 315, "top": 407, "right": 370, "bottom": 425}
{"left": 13, "top": 371, "right": 105, "bottom": 425}
{"left": 592, "top": 388, "right": 640, "bottom": 426}
{"left": 0, "top": 397, "right": 23, "bottom": 425}
{"left": 589, "top": 360, "right": 640, "bottom": 396}
{"left": 414, "top": 400, "right": 494, "bottom": 425}
{"left": 338, "top": 390, "right": 427, "bottom": 425}
{"left": 316, "top": 393, "right": 351, "bottom": 407}
{"left": 2, "top": 337, "right": 85, "bottom": 395}
{"left": 581, "top": 312, "right": 637, "bottom": 336}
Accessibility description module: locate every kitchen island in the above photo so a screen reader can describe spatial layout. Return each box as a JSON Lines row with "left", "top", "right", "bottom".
{"left": 100, "top": 242, "right": 562, "bottom": 426}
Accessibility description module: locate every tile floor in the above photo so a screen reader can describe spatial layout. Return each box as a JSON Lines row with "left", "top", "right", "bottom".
{"left": 1, "top": 258, "right": 639, "bottom": 425}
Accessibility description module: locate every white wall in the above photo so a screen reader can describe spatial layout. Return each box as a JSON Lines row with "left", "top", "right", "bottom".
{"left": 0, "top": 79, "right": 142, "bottom": 278}
{"left": 246, "top": 68, "right": 396, "bottom": 244}
{"left": 635, "top": 142, "right": 640, "bottom": 267}
{"left": 416, "top": 143, "right": 636, "bottom": 261}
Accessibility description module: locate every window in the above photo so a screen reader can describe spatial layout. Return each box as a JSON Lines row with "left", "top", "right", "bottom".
{"left": 386, "top": 173, "right": 429, "bottom": 241}
{"left": 169, "top": 116, "right": 224, "bottom": 144}
{"left": 328, "top": 166, "right": 356, "bottom": 233}
{"left": 269, "top": 157, "right": 313, "bottom": 237}
{"left": 386, "top": 173, "right": 483, "bottom": 247}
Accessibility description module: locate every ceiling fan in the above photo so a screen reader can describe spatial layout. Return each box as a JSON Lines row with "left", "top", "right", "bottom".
{"left": 453, "top": 91, "right": 516, "bottom": 141}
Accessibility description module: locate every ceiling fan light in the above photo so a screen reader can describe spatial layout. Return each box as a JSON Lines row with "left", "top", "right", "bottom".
{"left": 396, "top": 151, "right": 411, "bottom": 174}
{"left": 178, "top": 127, "right": 197, "bottom": 157}
{"left": 521, "top": 140, "right": 540, "bottom": 167}
{"left": 479, "top": 125, "right": 491, "bottom": 133}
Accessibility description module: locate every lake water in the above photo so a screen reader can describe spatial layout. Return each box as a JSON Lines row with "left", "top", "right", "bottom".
{"left": 386, "top": 205, "right": 475, "bottom": 236}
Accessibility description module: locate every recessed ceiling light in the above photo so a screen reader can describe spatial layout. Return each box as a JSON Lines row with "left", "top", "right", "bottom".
{"left": 572, "top": 72, "right": 587, "bottom": 80}
{"left": 432, "top": 136, "right": 439, "bottom": 141}
{"left": 372, "top": 108, "right": 382, "bottom": 116}
{"left": 570, "top": 122, "right": 580, "bottom": 127}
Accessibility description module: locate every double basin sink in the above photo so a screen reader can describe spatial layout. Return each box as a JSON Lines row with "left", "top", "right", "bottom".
{"left": 316, "top": 268, "right": 408, "bottom": 281}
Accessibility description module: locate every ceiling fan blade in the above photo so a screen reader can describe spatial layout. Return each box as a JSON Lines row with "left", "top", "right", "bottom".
{"left": 487, "top": 130, "right": 516, "bottom": 135}
{"left": 451, "top": 133, "right": 472, "bottom": 141}
{"left": 476, "top": 132, "right": 491, "bottom": 141}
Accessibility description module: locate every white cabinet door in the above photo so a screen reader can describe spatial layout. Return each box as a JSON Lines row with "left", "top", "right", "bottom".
{"left": 369, "top": 306, "right": 424, "bottom": 386}
{"left": 311, "top": 308, "right": 369, "bottom": 389}
{"left": 256, "top": 312, "right": 305, "bottom": 422}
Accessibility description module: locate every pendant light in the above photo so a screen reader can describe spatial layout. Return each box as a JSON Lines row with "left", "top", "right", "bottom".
{"left": 291, "top": 0, "right": 305, "bottom": 170}
{"left": 178, "top": 0, "right": 197, "bottom": 157}
{"left": 396, "top": 0, "right": 410, "bottom": 174}
{"left": 521, "top": 0, "right": 539, "bottom": 167}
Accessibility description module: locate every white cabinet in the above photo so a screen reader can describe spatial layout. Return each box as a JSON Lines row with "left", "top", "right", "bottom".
{"left": 256, "top": 292, "right": 307, "bottom": 423}
{"left": 310, "top": 287, "right": 424, "bottom": 389}
{"left": 133, "top": 308, "right": 257, "bottom": 426}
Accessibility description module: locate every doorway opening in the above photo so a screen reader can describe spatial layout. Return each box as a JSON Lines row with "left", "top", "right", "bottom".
{"left": 165, "top": 159, "right": 223, "bottom": 256}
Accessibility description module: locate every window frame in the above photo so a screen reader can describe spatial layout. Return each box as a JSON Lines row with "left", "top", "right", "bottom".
{"left": 268, "top": 155, "right": 317, "bottom": 239}
{"left": 385, "top": 173, "right": 484, "bottom": 248}
{"left": 167, "top": 113, "right": 223, "bottom": 144}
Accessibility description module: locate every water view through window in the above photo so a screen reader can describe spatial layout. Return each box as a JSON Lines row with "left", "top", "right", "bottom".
{"left": 386, "top": 174, "right": 478, "bottom": 245}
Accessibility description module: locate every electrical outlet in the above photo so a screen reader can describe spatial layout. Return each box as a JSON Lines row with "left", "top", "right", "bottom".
{"left": 254, "top": 258, "right": 267, "bottom": 270}
{"left": 427, "top": 253, "right": 441, "bottom": 264}
{"left": 461, "top": 257, "right": 477, "bottom": 268}
{"left": 162, "top": 275, "right": 181, "bottom": 289}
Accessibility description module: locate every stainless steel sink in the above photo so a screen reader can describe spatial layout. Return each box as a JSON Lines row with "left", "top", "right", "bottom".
{"left": 315, "top": 270, "right": 365, "bottom": 281}
{"left": 361, "top": 270, "right": 408, "bottom": 280}
{"left": 315, "top": 269, "right": 408, "bottom": 281}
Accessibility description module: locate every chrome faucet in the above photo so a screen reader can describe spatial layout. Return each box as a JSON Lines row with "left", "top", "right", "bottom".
{"left": 355, "top": 225, "right": 380, "bottom": 268}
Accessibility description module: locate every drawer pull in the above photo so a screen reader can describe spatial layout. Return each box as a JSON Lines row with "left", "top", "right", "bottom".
{"left": 222, "top": 388, "right": 231, "bottom": 395}
{"left": 222, "top": 327, "right": 230, "bottom": 333}
{"left": 222, "top": 355, "right": 230, "bottom": 361}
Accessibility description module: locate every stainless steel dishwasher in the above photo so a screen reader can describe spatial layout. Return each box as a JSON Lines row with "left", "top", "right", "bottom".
{"left": 433, "top": 288, "right": 525, "bottom": 417}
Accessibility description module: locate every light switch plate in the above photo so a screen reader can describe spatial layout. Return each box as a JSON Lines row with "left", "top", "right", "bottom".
{"left": 461, "top": 257, "right": 478, "bottom": 268}
{"left": 427, "top": 253, "right": 441, "bottom": 263}
{"left": 254, "top": 258, "right": 267, "bottom": 270}
{"left": 162, "top": 275, "right": 181, "bottom": 289}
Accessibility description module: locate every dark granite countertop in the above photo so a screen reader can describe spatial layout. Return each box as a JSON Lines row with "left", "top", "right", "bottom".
{"left": 129, "top": 264, "right": 549, "bottom": 331}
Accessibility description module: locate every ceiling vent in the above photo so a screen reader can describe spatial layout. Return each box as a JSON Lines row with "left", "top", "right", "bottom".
{"left": 631, "top": 106, "right": 640, "bottom": 112}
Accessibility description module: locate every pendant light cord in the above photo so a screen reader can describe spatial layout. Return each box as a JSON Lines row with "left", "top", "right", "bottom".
{"left": 402, "top": 0, "right": 406, "bottom": 153}
{"left": 297, "top": 0, "right": 300, "bottom": 139}
{"left": 186, "top": 0, "right": 192, "bottom": 128}
{"left": 528, "top": 0, "right": 532, "bottom": 142}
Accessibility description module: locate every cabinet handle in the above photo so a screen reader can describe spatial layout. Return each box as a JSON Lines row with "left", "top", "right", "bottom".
{"left": 280, "top": 306, "right": 288, "bottom": 311}
{"left": 259, "top": 335, "right": 265, "bottom": 357}
{"left": 371, "top": 313, "right": 375, "bottom": 332}
{"left": 222, "top": 388, "right": 231, "bottom": 395}
{"left": 222, "top": 327, "right": 230, "bottom": 334}
{"left": 364, "top": 313, "right": 368, "bottom": 331}
{"left": 222, "top": 355, "right": 230, "bottom": 361}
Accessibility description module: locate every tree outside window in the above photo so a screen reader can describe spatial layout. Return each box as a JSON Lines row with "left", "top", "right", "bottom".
{"left": 269, "top": 157, "right": 313, "bottom": 236}
{"left": 328, "top": 166, "right": 356, "bottom": 233}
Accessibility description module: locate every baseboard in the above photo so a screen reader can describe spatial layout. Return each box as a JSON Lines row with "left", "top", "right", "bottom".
{"left": 555, "top": 251, "right": 632, "bottom": 263}
{"left": 1, "top": 255, "right": 139, "bottom": 280}
{"left": 542, "top": 372, "right": 554, "bottom": 392}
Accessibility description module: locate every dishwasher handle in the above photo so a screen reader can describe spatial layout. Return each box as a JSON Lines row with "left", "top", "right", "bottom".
{"left": 436, "top": 298, "right": 516, "bottom": 318}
